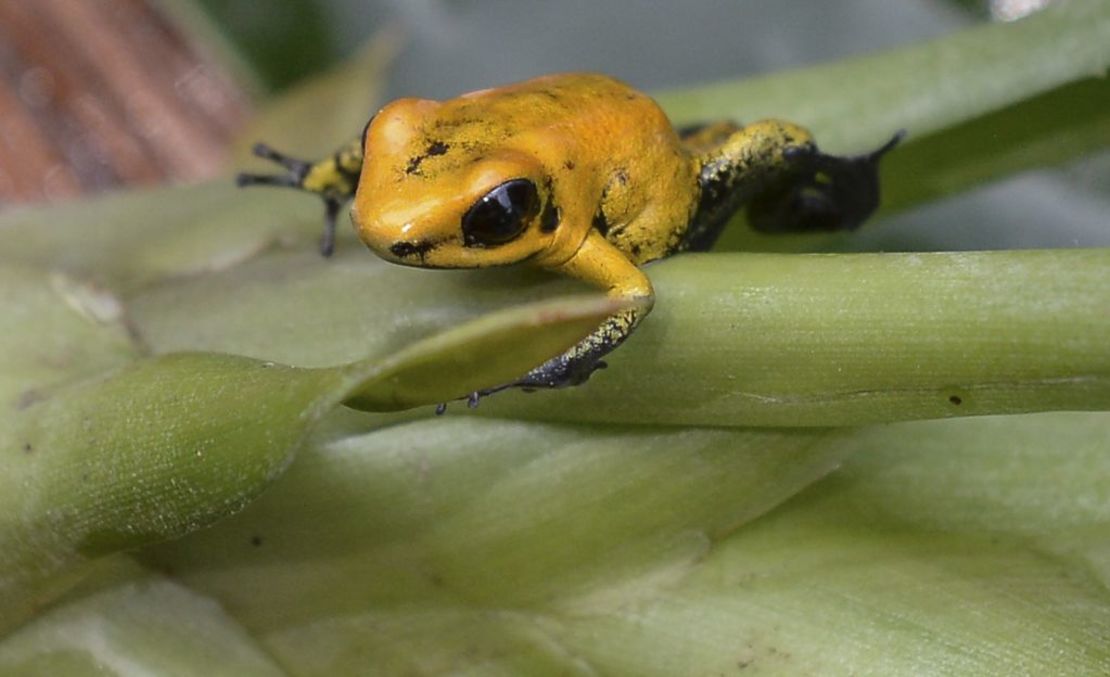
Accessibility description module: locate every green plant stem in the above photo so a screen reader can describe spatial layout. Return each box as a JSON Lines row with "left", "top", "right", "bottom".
{"left": 657, "top": 0, "right": 1110, "bottom": 150}
{"left": 480, "top": 249, "right": 1110, "bottom": 427}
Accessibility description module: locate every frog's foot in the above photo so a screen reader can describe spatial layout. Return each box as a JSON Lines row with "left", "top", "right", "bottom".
{"left": 237, "top": 143, "right": 312, "bottom": 188}
{"left": 435, "top": 387, "right": 500, "bottom": 415}
{"left": 433, "top": 358, "right": 608, "bottom": 414}
{"left": 512, "top": 354, "right": 608, "bottom": 391}
{"left": 749, "top": 130, "right": 905, "bottom": 234}
{"left": 236, "top": 143, "right": 342, "bottom": 257}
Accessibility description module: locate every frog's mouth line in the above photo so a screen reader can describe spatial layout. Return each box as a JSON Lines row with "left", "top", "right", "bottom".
{"left": 389, "top": 239, "right": 438, "bottom": 260}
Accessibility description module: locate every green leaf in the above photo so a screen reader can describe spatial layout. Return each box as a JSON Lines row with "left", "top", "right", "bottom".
{"left": 138, "top": 420, "right": 850, "bottom": 633}
{"left": 0, "top": 577, "right": 284, "bottom": 676}
{"left": 880, "top": 77, "right": 1110, "bottom": 215}
{"left": 9, "top": 414, "right": 1108, "bottom": 673}
{"left": 122, "top": 413, "right": 1108, "bottom": 675}
{"left": 0, "top": 265, "right": 137, "bottom": 410}
{"left": 0, "top": 280, "right": 617, "bottom": 631}
{"left": 0, "top": 182, "right": 315, "bottom": 294}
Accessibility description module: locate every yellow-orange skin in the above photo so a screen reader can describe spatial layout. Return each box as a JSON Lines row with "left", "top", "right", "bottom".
{"left": 353, "top": 73, "right": 698, "bottom": 275}
{"left": 254, "top": 72, "right": 837, "bottom": 393}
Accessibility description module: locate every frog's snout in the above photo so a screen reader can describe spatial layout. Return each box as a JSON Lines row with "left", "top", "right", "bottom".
{"left": 388, "top": 240, "right": 438, "bottom": 260}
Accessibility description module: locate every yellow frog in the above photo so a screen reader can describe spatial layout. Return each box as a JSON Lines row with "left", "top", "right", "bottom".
{"left": 239, "top": 73, "right": 900, "bottom": 403}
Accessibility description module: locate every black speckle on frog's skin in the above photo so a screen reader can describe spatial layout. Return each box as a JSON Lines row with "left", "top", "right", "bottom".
{"left": 405, "top": 140, "right": 451, "bottom": 175}
{"left": 685, "top": 140, "right": 818, "bottom": 252}
{"left": 541, "top": 199, "right": 561, "bottom": 233}
{"left": 949, "top": 394, "right": 963, "bottom": 406}
{"left": 592, "top": 205, "right": 609, "bottom": 236}
{"left": 334, "top": 152, "right": 361, "bottom": 188}
{"left": 390, "top": 240, "right": 437, "bottom": 259}
{"left": 540, "top": 178, "right": 561, "bottom": 232}
{"left": 250, "top": 535, "right": 263, "bottom": 547}
{"left": 563, "top": 160, "right": 576, "bottom": 171}
{"left": 23, "top": 442, "right": 32, "bottom": 454}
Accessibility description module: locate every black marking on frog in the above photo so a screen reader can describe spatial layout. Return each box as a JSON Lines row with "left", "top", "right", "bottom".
{"left": 390, "top": 239, "right": 438, "bottom": 259}
{"left": 405, "top": 140, "right": 451, "bottom": 175}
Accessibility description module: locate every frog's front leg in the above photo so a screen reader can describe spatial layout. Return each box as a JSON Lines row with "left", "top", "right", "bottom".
{"left": 522, "top": 231, "right": 654, "bottom": 389}
{"left": 236, "top": 136, "right": 364, "bottom": 256}
{"left": 481, "top": 231, "right": 653, "bottom": 401}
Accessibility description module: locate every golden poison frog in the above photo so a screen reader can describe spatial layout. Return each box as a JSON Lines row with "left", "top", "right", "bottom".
{"left": 238, "top": 73, "right": 901, "bottom": 405}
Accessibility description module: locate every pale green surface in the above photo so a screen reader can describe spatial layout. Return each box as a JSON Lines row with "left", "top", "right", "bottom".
{"left": 0, "top": 284, "right": 617, "bottom": 632}
{"left": 0, "top": 5, "right": 1108, "bottom": 675}
{"left": 0, "top": 579, "right": 285, "bottom": 676}
{"left": 67, "top": 414, "right": 1110, "bottom": 676}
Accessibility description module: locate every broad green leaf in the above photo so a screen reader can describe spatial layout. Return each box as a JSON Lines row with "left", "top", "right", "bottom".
{"left": 0, "top": 577, "right": 284, "bottom": 676}
{"left": 139, "top": 419, "right": 851, "bottom": 634}
{"left": 0, "top": 265, "right": 137, "bottom": 409}
{"left": 820, "top": 413, "right": 1110, "bottom": 577}
{"left": 0, "top": 281, "right": 617, "bottom": 631}
{"left": 120, "top": 413, "right": 1107, "bottom": 675}
{"left": 0, "top": 182, "right": 319, "bottom": 294}
{"left": 8, "top": 415, "right": 1108, "bottom": 673}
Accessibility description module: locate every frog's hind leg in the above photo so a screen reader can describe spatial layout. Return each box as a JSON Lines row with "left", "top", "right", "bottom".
{"left": 747, "top": 130, "right": 904, "bottom": 236}
{"left": 677, "top": 120, "right": 743, "bottom": 156}
{"left": 679, "top": 120, "right": 902, "bottom": 251}
{"left": 236, "top": 136, "right": 364, "bottom": 256}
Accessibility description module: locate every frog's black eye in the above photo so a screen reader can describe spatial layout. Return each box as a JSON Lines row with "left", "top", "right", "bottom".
{"left": 462, "top": 179, "right": 540, "bottom": 247}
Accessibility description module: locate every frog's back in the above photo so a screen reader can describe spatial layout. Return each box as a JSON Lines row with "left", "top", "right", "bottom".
{"left": 429, "top": 73, "right": 671, "bottom": 151}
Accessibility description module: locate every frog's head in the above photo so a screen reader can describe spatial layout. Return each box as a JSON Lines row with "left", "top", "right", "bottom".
{"left": 351, "top": 98, "right": 559, "bottom": 269}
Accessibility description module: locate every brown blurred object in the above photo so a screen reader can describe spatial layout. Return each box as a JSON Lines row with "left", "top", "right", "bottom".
{"left": 0, "top": 0, "right": 252, "bottom": 203}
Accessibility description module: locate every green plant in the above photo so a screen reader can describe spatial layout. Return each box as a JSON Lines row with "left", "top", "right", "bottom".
{"left": 0, "top": 3, "right": 1107, "bottom": 674}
